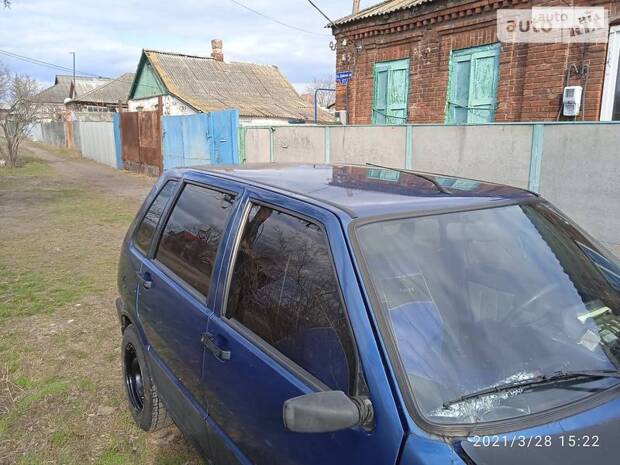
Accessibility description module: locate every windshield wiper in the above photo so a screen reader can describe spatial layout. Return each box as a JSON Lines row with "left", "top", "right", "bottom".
{"left": 442, "top": 370, "right": 620, "bottom": 409}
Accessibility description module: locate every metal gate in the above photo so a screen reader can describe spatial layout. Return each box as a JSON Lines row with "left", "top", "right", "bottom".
{"left": 120, "top": 110, "right": 162, "bottom": 175}
{"left": 162, "top": 109, "right": 239, "bottom": 170}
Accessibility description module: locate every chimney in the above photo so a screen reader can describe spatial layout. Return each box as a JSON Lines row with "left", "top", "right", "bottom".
{"left": 352, "top": 0, "right": 360, "bottom": 14}
{"left": 211, "top": 39, "right": 224, "bottom": 62}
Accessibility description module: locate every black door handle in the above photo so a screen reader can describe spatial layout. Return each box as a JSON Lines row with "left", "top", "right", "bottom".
{"left": 137, "top": 271, "right": 153, "bottom": 290}
{"left": 201, "top": 333, "right": 231, "bottom": 361}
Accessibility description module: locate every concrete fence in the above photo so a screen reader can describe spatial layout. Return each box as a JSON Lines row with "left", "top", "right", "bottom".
{"left": 242, "top": 122, "right": 620, "bottom": 255}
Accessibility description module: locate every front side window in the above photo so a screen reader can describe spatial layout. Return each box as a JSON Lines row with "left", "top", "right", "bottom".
{"left": 134, "top": 180, "right": 178, "bottom": 254}
{"left": 156, "top": 183, "right": 235, "bottom": 297}
{"left": 355, "top": 203, "right": 620, "bottom": 424}
{"left": 226, "top": 204, "right": 356, "bottom": 392}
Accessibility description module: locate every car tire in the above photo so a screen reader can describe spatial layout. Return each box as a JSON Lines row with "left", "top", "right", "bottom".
{"left": 122, "top": 324, "right": 173, "bottom": 432}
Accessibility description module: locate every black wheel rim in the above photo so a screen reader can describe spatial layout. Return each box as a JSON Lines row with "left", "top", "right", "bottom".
{"left": 124, "top": 343, "right": 145, "bottom": 412}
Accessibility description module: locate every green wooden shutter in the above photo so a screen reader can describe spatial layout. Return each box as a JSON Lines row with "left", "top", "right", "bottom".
{"left": 373, "top": 65, "right": 389, "bottom": 124}
{"left": 446, "top": 44, "right": 500, "bottom": 124}
{"left": 373, "top": 59, "right": 410, "bottom": 125}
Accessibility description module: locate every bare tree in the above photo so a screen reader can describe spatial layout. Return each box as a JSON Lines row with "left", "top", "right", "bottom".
{"left": 0, "top": 65, "right": 40, "bottom": 168}
{"left": 304, "top": 75, "right": 336, "bottom": 109}
{"left": 3, "top": 1, "right": 11, "bottom": 8}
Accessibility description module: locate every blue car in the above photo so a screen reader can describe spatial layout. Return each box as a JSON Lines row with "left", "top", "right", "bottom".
{"left": 116, "top": 164, "right": 620, "bottom": 465}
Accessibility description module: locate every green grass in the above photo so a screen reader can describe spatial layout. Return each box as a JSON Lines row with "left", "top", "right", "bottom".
{"left": 0, "top": 148, "right": 200, "bottom": 465}
{"left": 16, "top": 453, "right": 44, "bottom": 465}
{"left": 0, "top": 156, "right": 52, "bottom": 177}
{"left": 0, "top": 264, "right": 94, "bottom": 319}
{"left": 0, "top": 168, "right": 133, "bottom": 321}
{"left": 50, "top": 430, "right": 72, "bottom": 447}
{"left": 0, "top": 378, "right": 70, "bottom": 436}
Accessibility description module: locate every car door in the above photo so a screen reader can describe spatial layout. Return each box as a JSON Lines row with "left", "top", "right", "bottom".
{"left": 122, "top": 178, "right": 179, "bottom": 325}
{"left": 136, "top": 174, "right": 243, "bottom": 457}
{"left": 202, "top": 187, "right": 404, "bottom": 465}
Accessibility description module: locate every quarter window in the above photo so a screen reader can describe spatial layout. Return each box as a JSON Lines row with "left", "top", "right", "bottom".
{"left": 156, "top": 183, "right": 235, "bottom": 298}
{"left": 226, "top": 204, "right": 356, "bottom": 392}
{"left": 134, "top": 180, "right": 178, "bottom": 254}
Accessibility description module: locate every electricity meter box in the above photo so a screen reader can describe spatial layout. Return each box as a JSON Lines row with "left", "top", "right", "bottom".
{"left": 563, "top": 86, "right": 583, "bottom": 117}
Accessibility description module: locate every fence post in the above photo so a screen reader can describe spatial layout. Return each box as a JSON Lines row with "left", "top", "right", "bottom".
{"left": 528, "top": 124, "right": 544, "bottom": 193}
{"left": 405, "top": 125, "right": 413, "bottom": 169}
{"left": 113, "top": 113, "right": 123, "bottom": 169}
{"left": 269, "top": 127, "right": 274, "bottom": 162}
{"left": 238, "top": 126, "right": 247, "bottom": 164}
{"left": 324, "top": 126, "right": 331, "bottom": 164}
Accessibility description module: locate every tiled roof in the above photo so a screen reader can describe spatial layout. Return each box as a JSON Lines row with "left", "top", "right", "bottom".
{"left": 143, "top": 50, "right": 333, "bottom": 123}
{"left": 332, "top": 0, "right": 435, "bottom": 26}
{"left": 35, "top": 75, "right": 112, "bottom": 104}
{"left": 71, "top": 73, "right": 135, "bottom": 105}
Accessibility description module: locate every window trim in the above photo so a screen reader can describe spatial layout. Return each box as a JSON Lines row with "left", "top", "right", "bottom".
{"left": 150, "top": 180, "right": 238, "bottom": 302}
{"left": 601, "top": 25, "right": 620, "bottom": 120}
{"left": 131, "top": 178, "right": 180, "bottom": 256}
{"left": 220, "top": 197, "right": 363, "bottom": 395}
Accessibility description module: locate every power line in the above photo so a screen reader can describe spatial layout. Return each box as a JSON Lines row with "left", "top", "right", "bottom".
{"left": 227, "top": 0, "right": 330, "bottom": 37}
{"left": 0, "top": 49, "right": 105, "bottom": 77}
{"left": 306, "top": 0, "right": 334, "bottom": 27}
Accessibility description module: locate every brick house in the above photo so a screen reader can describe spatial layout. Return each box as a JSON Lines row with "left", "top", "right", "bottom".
{"left": 330, "top": 0, "right": 620, "bottom": 124}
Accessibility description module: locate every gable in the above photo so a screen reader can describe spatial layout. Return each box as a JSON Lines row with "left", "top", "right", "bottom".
{"left": 130, "top": 56, "right": 167, "bottom": 100}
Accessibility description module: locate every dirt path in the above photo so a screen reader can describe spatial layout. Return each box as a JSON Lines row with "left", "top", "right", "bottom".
{"left": 24, "top": 141, "right": 154, "bottom": 200}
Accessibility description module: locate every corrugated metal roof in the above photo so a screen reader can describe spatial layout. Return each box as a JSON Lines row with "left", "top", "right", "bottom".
{"left": 71, "top": 73, "right": 135, "bottom": 105}
{"left": 332, "top": 0, "right": 435, "bottom": 26}
{"left": 144, "top": 50, "right": 332, "bottom": 123}
{"left": 35, "top": 75, "right": 112, "bottom": 104}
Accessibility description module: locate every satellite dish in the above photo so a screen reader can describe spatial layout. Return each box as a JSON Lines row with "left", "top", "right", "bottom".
{"left": 64, "top": 98, "right": 73, "bottom": 104}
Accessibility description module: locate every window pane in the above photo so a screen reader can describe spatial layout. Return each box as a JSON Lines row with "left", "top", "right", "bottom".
{"left": 156, "top": 184, "right": 235, "bottom": 297}
{"left": 134, "top": 180, "right": 178, "bottom": 254}
{"left": 226, "top": 204, "right": 356, "bottom": 392}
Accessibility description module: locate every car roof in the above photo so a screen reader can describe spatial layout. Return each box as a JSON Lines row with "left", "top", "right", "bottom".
{"left": 178, "top": 164, "right": 536, "bottom": 219}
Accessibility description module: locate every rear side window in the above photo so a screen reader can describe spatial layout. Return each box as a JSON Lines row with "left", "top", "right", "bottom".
{"left": 226, "top": 204, "right": 356, "bottom": 392}
{"left": 134, "top": 180, "right": 178, "bottom": 254}
{"left": 156, "top": 183, "right": 235, "bottom": 298}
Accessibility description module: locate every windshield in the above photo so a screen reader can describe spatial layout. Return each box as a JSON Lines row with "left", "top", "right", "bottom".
{"left": 355, "top": 202, "right": 620, "bottom": 424}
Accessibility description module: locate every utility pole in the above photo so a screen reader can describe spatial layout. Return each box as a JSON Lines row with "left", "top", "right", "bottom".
{"left": 352, "top": 0, "right": 361, "bottom": 14}
{"left": 69, "top": 51, "right": 76, "bottom": 98}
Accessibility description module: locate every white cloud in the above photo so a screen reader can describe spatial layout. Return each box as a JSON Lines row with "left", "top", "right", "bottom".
{"left": 0, "top": 0, "right": 368, "bottom": 87}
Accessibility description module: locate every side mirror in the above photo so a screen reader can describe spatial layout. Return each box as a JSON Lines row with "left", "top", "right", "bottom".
{"left": 283, "top": 390, "right": 373, "bottom": 433}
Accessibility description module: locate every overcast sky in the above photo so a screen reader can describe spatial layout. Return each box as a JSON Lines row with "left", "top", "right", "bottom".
{"left": 0, "top": 0, "right": 371, "bottom": 92}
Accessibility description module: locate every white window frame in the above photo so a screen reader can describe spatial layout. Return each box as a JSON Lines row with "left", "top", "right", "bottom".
{"left": 601, "top": 25, "right": 620, "bottom": 121}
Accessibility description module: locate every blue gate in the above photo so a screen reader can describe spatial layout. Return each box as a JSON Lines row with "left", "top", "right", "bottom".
{"left": 162, "top": 109, "right": 239, "bottom": 170}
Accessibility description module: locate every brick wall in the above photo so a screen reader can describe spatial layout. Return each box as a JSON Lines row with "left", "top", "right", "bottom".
{"left": 333, "top": 0, "right": 619, "bottom": 124}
